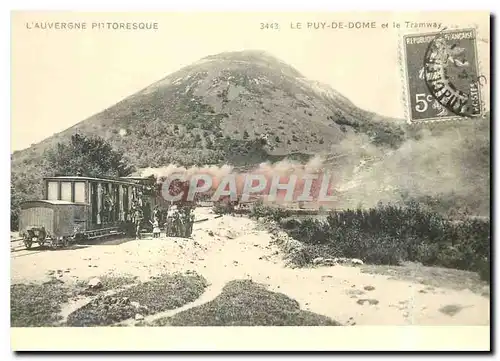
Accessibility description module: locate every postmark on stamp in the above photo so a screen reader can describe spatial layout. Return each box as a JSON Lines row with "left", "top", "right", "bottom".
{"left": 403, "top": 28, "right": 484, "bottom": 123}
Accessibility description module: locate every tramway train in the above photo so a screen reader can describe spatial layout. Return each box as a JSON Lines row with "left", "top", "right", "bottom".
{"left": 18, "top": 175, "right": 168, "bottom": 249}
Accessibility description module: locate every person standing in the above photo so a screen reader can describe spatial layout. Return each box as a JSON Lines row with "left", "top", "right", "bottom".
{"left": 150, "top": 218, "right": 160, "bottom": 238}
{"left": 186, "top": 211, "right": 195, "bottom": 238}
{"left": 165, "top": 204, "right": 176, "bottom": 237}
{"left": 153, "top": 206, "right": 160, "bottom": 221}
{"left": 172, "top": 209, "right": 181, "bottom": 237}
{"left": 134, "top": 207, "right": 143, "bottom": 240}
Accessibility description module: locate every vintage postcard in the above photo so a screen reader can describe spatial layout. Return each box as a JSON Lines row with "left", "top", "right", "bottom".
{"left": 10, "top": 11, "right": 491, "bottom": 351}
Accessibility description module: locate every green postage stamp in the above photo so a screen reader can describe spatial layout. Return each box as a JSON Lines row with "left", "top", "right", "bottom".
{"left": 403, "top": 28, "right": 484, "bottom": 122}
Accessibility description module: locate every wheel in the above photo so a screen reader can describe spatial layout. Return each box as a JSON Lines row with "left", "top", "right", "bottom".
{"left": 24, "top": 238, "right": 33, "bottom": 249}
{"left": 50, "top": 239, "right": 59, "bottom": 250}
{"left": 62, "top": 237, "right": 70, "bottom": 248}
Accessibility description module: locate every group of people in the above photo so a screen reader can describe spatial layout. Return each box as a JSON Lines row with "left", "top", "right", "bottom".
{"left": 161, "top": 205, "right": 195, "bottom": 238}
{"left": 130, "top": 202, "right": 195, "bottom": 240}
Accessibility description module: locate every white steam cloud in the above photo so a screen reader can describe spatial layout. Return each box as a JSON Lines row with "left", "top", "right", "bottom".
{"left": 138, "top": 118, "right": 489, "bottom": 215}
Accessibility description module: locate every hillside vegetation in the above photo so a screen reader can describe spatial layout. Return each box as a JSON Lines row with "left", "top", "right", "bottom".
{"left": 250, "top": 201, "right": 490, "bottom": 282}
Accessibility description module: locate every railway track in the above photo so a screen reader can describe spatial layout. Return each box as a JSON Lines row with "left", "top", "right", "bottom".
{"left": 11, "top": 249, "right": 46, "bottom": 258}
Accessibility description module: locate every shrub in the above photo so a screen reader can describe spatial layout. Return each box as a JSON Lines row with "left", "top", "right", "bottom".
{"left": 477, "top": 257, "right": 490, "bottom": 282}
{"left": 250, "top": 201, "right": 291, "bottom": 222}
{"left": 358, "top": 235, "right": 408, "bottom": 265}
{"left": 262, "top": 202, "right": 490, "bottom": 277}
{"left": 212, "top": 201, "right": 235, "bottom": 215}
{"left": 415, "top": 242, "right": 440, "bottom": 265}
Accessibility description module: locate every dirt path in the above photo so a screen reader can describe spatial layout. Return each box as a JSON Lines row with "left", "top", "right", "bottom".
{"left": 11, "top": 208, "right": 490, "bottom": 326}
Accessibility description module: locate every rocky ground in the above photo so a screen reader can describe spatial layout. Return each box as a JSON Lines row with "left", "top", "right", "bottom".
{"left": 11, "top": 208, "right": 490, "bottom": 327}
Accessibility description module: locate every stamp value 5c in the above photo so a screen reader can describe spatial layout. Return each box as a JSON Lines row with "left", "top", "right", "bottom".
{"left": 403, "top": 28, "right": 483, "bottom": 122}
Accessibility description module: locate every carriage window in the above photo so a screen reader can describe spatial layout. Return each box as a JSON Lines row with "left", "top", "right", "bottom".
{"left": 74, "top": 182, "right": 86, "bottom": 203}
{"left": 61, "top": 182, "right": 72, "bottom": 202}
{"left": 47, "top": 181, "right": 58, "bottom": 200}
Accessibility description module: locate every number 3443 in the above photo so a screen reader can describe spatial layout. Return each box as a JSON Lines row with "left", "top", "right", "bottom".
{"left": 260, "top": 23, "right": 279, "bottom": 30}
{"left": 414, "top": 93, "right": 434, "bottom": 113}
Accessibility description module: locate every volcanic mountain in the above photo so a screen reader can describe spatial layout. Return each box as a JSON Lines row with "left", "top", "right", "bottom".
{"left": 12, "top": 50, "right": 404, "bottom": 172}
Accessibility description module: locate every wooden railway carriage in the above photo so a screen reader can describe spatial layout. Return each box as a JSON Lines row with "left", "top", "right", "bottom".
{"left": 18, "top": 175, "right": 166, "bottom": 249}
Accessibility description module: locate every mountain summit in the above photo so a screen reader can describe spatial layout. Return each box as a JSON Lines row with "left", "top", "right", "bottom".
{"left": 12, "top": 50, "right": 404, "bottom": 174}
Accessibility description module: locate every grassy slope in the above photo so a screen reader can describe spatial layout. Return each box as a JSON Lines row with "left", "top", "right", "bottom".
{"left": 11, "top": 273, "right": 207, "bottom": 327}
{"left": 67, "top": 272, "right": 208, "bottom": 326}
{"left": 11, "top": 279, "right": 70, "bottom": 327}
{"left": 153, "top": 279, "right": 341, "bottom": 326}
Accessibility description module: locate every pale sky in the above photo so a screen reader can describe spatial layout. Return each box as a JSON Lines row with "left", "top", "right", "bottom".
{"left": 11, "top": 11, "right": 490, "bottom": 151}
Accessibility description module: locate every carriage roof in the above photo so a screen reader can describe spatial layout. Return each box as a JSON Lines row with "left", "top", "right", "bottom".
{"left": 43, "top": 176, "right": 148, "bottom": 187}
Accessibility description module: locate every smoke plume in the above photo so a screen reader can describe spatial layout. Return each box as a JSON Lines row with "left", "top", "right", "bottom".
{"left": 139, "top": 117, "right": 489, "bottom": 215}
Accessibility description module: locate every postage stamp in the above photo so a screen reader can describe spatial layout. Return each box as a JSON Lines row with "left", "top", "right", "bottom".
{"left": 402, "top": 28, "right": 484, "bottom": 123}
